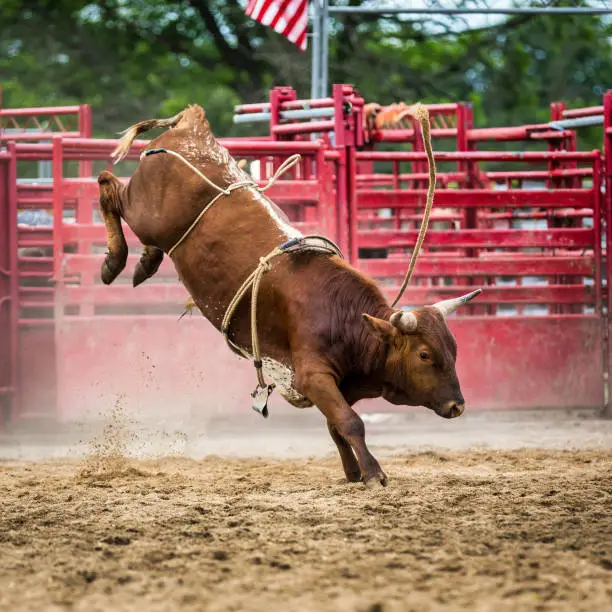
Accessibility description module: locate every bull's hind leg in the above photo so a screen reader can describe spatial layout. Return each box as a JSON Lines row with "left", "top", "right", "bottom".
{"left": 133, "top": 245, "right": 164, "bottom": 287}
{"left": 98, "top": 171, "right": 128, "bottom": 285}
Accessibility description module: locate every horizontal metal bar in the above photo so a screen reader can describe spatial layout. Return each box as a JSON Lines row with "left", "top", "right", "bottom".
{"left": 359, "top": 256, "right": 595, "bottom": 278}
{"left": 485, "top": 168, "right": 593, "bottom": 180}
{"left": 372, "top": 128, "right": 456, "bottom": 141}
{"left": 468, "top": 125, "right": 566, "bottom": 141}
{"left": 2, "top": 128, "right": 52, "bottom": 134}
{"left": 234, "top": 98, "right": 336, "bottom": 114}
{"left": 18, "top": 319, "right": 55, "bottom": 327}
{"left": 234, "top": 102, "right": 271, "bottom": 113}
{"left": 282, "top": 107, "right": 334, "bottom": 120}
{"left": 0, "top": 106, "right": 82, "bottom": 116}
{"left": 233, "top": 107, "right": 335, "bottom": 124}
{"left": 379, "top": 285, "right": 595, "bottom": 305}
{"left": 17, "top": 178, "right": 54, "bottom": 185}
{"left": 62, "top": 284, "right": 189, "bottom": 306}
{"left": 356, "top": 150, "right": 599, "bottom": 162}
{"left": 273, "top": 119, "right": 335, "bottom": 135}
{"left": 219, "top": 139, "right": 323, "bottom": 153}
{"left": 356, "top": 189, "right": 594, "bottom": 209}
{"left": 328, "top": 7, "right": 612, "bottom": 15}
{"left": 2, "top": 131, "right": 81, "bottom": 141}
{"left": 233, "top": 112, "right": 271, "bottom": 124}
{"left": 549, "top": 116, "right": 604, "bottom": 131}
{"left": 358, "top": 228, "right": 594, "bottom": 249}
{"left": 562, "top": 106, "right": 604, "bottom": 119}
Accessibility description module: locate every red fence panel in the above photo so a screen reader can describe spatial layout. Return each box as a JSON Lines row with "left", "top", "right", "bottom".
{"left": 604, "top": 91, "right": 612, "bottom": 416}
{"left": 0, "top": 144, "right": 18, "bottom": 427}
{"left": 3, "top": 87, "right": 612, "bottom": 426}
{"left": 0, "top": 103, "right": 92, "bottom": 142}
{"left": 349, "top": 147, "right": 605, "bottom": 410}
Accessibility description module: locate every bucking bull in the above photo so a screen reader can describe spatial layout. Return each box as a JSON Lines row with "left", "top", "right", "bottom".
{"left": 98, "top": 104, "right": 481, "bottom": 487}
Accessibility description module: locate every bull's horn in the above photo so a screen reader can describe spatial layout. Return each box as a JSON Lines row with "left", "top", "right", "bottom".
{"left": 390, "top": 310, "right": 418, "bottom": 333}
{"left": 432, "top": 289, "right": 483, "bottom": 318}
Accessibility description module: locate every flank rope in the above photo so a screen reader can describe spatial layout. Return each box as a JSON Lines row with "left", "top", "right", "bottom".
{"left": 220, "top": 246, "right": 285, "bottom": 390}
{"left": 140, "top": 147, "right": 302, "bottom": 258}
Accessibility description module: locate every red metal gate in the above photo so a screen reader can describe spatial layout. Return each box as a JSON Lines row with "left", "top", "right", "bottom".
{"left": 0, "top": 144, "right": 17, "bottom": 428}
{"left": 1, "top": 103, "right": 93, "bottom": 425}
{"left": 1, "top": 88, "right": 612, "bottom": 425}
{"left": 351, "top": 148, "right": 604, "bottom": 410}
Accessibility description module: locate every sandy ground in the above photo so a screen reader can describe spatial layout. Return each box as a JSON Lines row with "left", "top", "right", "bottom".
{"left": 1, "top": 408, "right": 611, "bottom": 611}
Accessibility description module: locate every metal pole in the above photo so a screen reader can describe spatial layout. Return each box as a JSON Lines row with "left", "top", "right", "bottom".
{"left": 233, "top": 107, "right": 335, "bottom": 124}
{"left": 39, "top": 141, "right": 52, "bottom": 182}
{"left": 321, "top": 0, "right": 329, "bottom": 98}
{"left": 328, "top": 7, "right": 612, "bottom": 15}
{"left": 311, "top": 0, "right": 321, "bottom": 99}
{"left": 549, "top": 115, "right": 605, "bottom": 131}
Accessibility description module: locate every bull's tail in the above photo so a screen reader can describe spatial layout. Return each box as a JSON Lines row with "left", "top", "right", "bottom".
{"left": 111, "top": 110, "right": 186, "bottom": 164}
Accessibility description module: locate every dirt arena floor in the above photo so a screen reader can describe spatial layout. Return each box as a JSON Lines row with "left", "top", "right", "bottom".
{"left": 1, "top": 408, "right": 611, "bottom": 611}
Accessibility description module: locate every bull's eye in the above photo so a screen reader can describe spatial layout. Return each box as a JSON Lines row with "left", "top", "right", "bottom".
{"left": 419, "top": 351, "right": 429, "bottom": 361}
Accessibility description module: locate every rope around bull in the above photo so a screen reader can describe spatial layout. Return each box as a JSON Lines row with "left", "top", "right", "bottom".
{"left": 139, "top": 149, "right": 302, "bottom": 257}
{"left": 142, "top": 147, "right": 335, "bottom": 411}
{"left": 144, "top": 104, "right": 436, "bottom": 410}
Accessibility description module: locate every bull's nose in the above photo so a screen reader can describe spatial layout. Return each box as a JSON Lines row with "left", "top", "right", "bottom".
{"left": 445, "top": 401, "right": 465, "bottom": 418}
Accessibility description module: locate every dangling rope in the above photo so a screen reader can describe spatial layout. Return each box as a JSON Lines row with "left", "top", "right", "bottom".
{"left": 390, "top": 104, "right": 437, "bottom": 308}
{"left": 220, "top": 246, "right": 284, "bottom": 389}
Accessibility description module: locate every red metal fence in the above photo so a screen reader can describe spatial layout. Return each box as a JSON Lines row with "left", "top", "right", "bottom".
{"left": 1, "top": 88, "right": 611, "bottom": 428}
{"left": 0, "top": 88, "right": 92, "bottom": 143}
{"left": 0, "top": 144, "right": 17, "bottom": 425}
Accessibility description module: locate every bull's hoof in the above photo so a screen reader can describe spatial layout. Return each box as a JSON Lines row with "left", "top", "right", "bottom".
{"left": 132, "top": 262, "right": 150, "bottom": 287}
{"left": 101, "top": 257, "right": 122, "bottom": 285}
{"left": 363, "top": 471, "right": 388, "bottom": 488}
{"left": 337, "top": 471, "right": 362, "bottom": 485}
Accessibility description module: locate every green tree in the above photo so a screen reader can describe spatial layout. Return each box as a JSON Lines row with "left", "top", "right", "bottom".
{"left": 0, "top": 0, "right": 610, "bottom": 148}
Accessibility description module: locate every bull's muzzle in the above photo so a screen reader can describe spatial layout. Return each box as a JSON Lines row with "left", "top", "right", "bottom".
{"left": 436, "top": 400, "right": 465, "bottom": 419}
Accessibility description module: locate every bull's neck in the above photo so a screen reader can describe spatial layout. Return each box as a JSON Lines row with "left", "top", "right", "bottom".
{"left": 329, "top": 270, "right": 395, "bottom": 379}
{"left": 358, "top": 301, "right": 395, "bottom": 377}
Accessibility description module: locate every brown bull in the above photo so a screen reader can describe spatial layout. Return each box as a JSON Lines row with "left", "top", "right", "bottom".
{"left": 98, "top": 105, "right": 480, "bottom": 487}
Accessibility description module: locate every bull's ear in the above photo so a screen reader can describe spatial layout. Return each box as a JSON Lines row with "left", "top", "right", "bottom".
{"left": 362, "top": 314, "right": 397, "bottom": 343}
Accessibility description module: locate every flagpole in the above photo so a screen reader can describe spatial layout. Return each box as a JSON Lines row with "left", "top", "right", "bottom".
{"left": 321, "top": 0, "right": 329, "bottom": 97}
{"left": 310, "top": 1, "right": 321, "bottom": 99}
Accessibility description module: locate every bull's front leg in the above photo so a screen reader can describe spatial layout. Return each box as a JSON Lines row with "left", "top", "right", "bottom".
{"left": 326, "top": 420, "right": 361, "bottom": 483}
{"left": 296, "top": 370, "right": 387, "bottom": 487}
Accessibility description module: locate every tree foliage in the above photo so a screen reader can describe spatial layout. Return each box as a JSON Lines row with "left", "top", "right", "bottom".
{"left": 0, "top": 0, "right": 610, "bottom": 146}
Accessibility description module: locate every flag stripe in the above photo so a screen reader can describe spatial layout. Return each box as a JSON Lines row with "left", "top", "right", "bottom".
{"left": 269, "top": 0, "right": 292, "bottom": 29}
{"left": 245, "top": 0, "right": 308, "bottom": 51}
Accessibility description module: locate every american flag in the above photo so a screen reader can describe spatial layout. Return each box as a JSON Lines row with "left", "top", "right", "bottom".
{"left": 245, "top": 0, "right": 309, "bottom": 51}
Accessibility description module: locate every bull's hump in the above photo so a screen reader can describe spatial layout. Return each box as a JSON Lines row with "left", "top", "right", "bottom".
{"left": 250, "top": 190, "right": 302, "bottom": 240}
